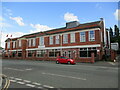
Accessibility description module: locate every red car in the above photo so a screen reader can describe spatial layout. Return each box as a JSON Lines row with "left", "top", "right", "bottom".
{"left": 56, "top": 56, "right": 76, "bottom": 64}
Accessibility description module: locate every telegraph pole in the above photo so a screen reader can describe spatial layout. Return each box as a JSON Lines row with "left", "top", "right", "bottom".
{"left": 0, "top": 30, "right": 2, "bottom": 48}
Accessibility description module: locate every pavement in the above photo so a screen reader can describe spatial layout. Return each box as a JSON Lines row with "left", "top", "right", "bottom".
{"left": 1, "top": 59, "right": 119, "bottom": 89}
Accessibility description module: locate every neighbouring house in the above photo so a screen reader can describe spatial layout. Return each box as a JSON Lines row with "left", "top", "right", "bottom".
{"left": 3, "top": 18, "right": 111, "bottom": 63}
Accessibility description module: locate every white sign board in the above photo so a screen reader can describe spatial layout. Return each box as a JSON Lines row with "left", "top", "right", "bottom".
{"left": 111, "top": 43, "right": 119, "bottom": 51}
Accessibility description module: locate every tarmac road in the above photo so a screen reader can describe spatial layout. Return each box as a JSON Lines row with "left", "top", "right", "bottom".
{"left": 1, "top": 59, "right": 119, "bottom": 89}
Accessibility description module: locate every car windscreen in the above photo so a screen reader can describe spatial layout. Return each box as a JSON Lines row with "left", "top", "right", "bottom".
{"left": 60, "top": 56, "right": 68, "bottom": 59}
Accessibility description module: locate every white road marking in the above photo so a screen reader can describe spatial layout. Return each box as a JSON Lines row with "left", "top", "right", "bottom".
{"left": 42, "top": 72, "right": 86, "bottom": 80}
{"left": 9, "top": 77, "right": 14, "bottom": 79}
{"left": 15, "top": 78, "right": 22, "bottom": 81}
{"left": 37, "top": 87, "right": 43, "bottom": 89}
{"left": 4, "top": 67, "right": 24, "bottom": 71}
{"left": 32, "top": 82, "right": 41, "bottom": 85}
{"left": 17, "top": 81, "right": 25, "bottom": 85}
{"left": 25, "top": 68, "right": 32, "bottom": 71}
{"left": 10, "top": 80, "right": 17, "bottom": 82}
{"left": 43, "top": 85, "right": 54, "bottom": 88}
{"left": 108, "top": 62, "right": 116, "bottom": 65}
{"left": 26, "top": 84, "right": 35, "bottom": 87}
{"left": 23, "top": 80, "right": 31, "bottom": 83}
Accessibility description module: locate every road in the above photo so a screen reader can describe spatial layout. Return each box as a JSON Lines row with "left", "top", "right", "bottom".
{"left": 1, "top": 59, "right": 118, "bottom": 89}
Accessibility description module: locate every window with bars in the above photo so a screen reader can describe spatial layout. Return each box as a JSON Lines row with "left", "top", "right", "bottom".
{"left": 80, "top": 32, "right": 86, "bottom": 42}
{"left": 39, "top": 37, "right": 44, "bottom": 46}
{"left": 49, "top": 36, "right": 53, "bottom": 45}
{"left": 55, "top": 35, "right": 59, "bottom": 44}
{"left": 63, "top": 34, "right": 68, "bottom": 44}
{"left": 89, "top": 31, "right": 95, "bottom": 41}
{"left": 70, "top": 33, "right": 75, "bottom": 43}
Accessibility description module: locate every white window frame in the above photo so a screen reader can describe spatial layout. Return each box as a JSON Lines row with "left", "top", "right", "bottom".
{"left": 55, "top": 35, "right": 59, "bottom": 44}
{"left": 70, "top": 33, "right": 75, "bottom": 43}
{"left": 13, "top": 41, "right": 15, "bottom": 48}
{"left": 29, "top": 39, "right": 31, "bottom": 47}
{"left": 19, "top": 40, "right": 21, "bottom": 47}
{"left": 63, "top": 34, "right": 68, "bottom": 44}
{"left": 49, "top": 36, "right": 53, "bottom": 45}
{"left": 32, "top": 38, "right": 36, "bottom": 46}
{"left": 80, "top": 32, "right": 86, "bottom": 42}
{"left": 89, "top": 30, "right": 95, "bottom": 41}
{"left": 7, "top": 42, "right": 10, "bottom": 49}
{"left": 39, "top": 36, "right": 44, "bottom": 46}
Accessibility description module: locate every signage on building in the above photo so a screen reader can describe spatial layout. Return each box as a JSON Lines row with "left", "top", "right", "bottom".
{"left": 111, "top": 43, "right": 119, "bottom": 51}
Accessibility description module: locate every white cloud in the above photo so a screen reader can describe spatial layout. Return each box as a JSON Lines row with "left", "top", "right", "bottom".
{"left": 0, "top": 32, "right": 24, "bottom": 48}
{"left": 0, "top": 16, "right": 4, "bottom": 21}
{"left": 30, "top": 24, "right": 53, "bottom": 33}
{"left": 0, "top": 23, "right": 12, "bottom": 28}
{"left": 114, "top": 9, "right": 120, "bottom": 21}
{"left": 10, "top": 16, "right": 25, "bottom": 26}
{"left": 64, "top": 12, "right": 79, "bottom": 22}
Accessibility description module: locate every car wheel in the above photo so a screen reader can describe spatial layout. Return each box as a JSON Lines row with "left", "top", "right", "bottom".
{"left": 68, "top": 61, "right": 71, "bottom": 64}
{"left": 56, "top": 61, "right": 59, "bottom": 64}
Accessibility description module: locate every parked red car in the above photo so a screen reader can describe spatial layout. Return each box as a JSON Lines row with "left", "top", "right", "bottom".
{"left": 56, "top": 56, "right": 76, "bottom": 64}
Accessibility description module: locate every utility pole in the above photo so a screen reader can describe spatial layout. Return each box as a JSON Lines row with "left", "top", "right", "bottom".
{"left": 0, "top": 30, "right": 2, "bottom": 48}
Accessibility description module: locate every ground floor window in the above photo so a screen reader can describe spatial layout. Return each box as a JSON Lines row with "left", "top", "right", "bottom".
{"left": 36, "top": 50, "right": 46, "bottom": 57}
{"left": 28, "top": 50, "right": 36, "bottom": 57}
{"left": 18, "top": 51, "right": 22, "bottom": 57}
{"left": 49, "top": 49, "right": 60, "bottom": 57}
{"left": 12, "top": 51, "right": 17, "bottom": 57}
{"left": 79, "top": 47, "right": 97, "bottom": 57}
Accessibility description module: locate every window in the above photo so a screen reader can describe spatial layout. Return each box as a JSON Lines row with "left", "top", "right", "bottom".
{"left": 49, "top": 49, "right": 60, "bottom": 57}
{"left": 80, "top": 32, "right": 86, "bottom": 42}
{"left": 37, "top": 50, "right": 46, "bottom": 57}
{"left": 55, "top": 35, "right": 59, "bottom": 44}
{"left": 39, "top": 37, "right": 44, "bottom": 46}
{"left": 89, "top": 31, "right": 95, "bottom": 41}
{"left": 28, "top": 39, "right": 31, "bottom": 47}
{"left": 19, "top": 40, "right": 21, "bottom": 47}
{"left": 7, "top": 42, "right": 10, "bottom": 49}
{"left": 63, "top": 34, "right": 68, "bottom": 44}
{"left": 32, "top": 38, "right": 36, "bottom": 46}
{"left": 13, "top": 41, "right": 15, "bottom": 48}
{"left": 70, "top": 33, "right": 75, "bottom": 43}
{"left": 79, "top": 47, "right": 97, "bottom": 57}
{"left": 18, "top": 51, "right": 22, "bottom": 57}
{"left": 49, "top": 36, "right": 53, "bottom": 45}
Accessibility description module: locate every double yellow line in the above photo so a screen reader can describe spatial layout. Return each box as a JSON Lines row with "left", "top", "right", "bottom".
{"left": 0, "top": 74, "right": 10, "bottom": 90}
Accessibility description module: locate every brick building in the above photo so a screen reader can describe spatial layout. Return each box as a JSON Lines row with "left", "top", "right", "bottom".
{"left": 3, "top": 18, "right": 110, "bottom": 62}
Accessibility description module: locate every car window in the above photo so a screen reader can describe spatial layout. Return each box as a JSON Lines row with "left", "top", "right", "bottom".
{"left": 60, "top": 56, "right": 68, "bottom": 59}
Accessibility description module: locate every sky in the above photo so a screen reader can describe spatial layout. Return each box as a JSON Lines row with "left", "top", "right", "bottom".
{"left": 0, "top": 2, "right": 119, "bottom": 48}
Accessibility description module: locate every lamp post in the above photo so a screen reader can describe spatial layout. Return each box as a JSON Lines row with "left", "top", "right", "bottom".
{"left": 60, "top": 34, "right": 62, "bottom": 56}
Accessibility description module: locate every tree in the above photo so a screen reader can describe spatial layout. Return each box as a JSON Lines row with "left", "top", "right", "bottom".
{"left": 114, "top": 25, "right": 119, "bottom": 37}
{"left": 109, "top": 27, "right": 113, "bottom": 38}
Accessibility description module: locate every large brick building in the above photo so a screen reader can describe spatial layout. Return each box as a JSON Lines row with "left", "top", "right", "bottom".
{"left": 3, "top": 18, "right": 111, "bottom": 62}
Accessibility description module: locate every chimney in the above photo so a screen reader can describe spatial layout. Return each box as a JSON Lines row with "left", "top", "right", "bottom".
{"left": 100, "top": 18, "right": 103, "bottom": 21}
{"left": 66, "top": 21, "right": 80, "bottom": 28}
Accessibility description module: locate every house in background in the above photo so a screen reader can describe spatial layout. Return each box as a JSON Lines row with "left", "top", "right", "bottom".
{"left": 3, "top": 18, "right": 111, "bottom": 63}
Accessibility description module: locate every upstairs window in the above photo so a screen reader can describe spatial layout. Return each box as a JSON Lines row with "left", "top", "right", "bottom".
{"left": 39, "top": 36, "right": 44, "bottom": 46}
{"left": 13, "top": 41, "right": 15, "bottom": 48}
{"left": 19, "top": 40, "right": 21, "bottom": 47}
{"left": 32, "top": 38, "right": 36, "bottom": 46}
{"left": 55, "top": 35, "right": 59, "bottom": 44}
{"left": 28, "top": 39, "right": 31, "bottom": 47}
{"left": 49, "top": 36, "right": 53, "bottom": 45}
{"left": 89, "top": 31, "right": 95, "bottom": 41}
{"left": 7, "top": 42, "right": 10, "bottom": 49}
{"left": 70, "top": 33, "right": 75, "bottom": 43}
{"left": 63, "top": 34, "right": 68, "bottom": 44}
{"left": 80, "top": 32, "right": 86, "bottom": 42}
